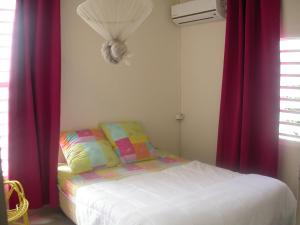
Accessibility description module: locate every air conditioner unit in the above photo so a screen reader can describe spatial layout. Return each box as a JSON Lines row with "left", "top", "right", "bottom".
{"left": 171, "top": 0, "right": 226, "bottom": 25}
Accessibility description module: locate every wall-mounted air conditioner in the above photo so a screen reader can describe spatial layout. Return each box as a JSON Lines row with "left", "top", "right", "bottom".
{"left": 171, "top": 0, "right": 226, "bottom": 26}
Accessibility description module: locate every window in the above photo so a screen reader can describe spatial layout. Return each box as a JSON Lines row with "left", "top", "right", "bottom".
{"left": 0, "top": 1, "right": 16, "bottom": 176}
{"left": 279, "top": 38, "right": 300, "bottom": 142}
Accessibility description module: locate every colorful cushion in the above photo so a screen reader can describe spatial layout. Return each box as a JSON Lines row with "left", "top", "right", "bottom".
{"left": 60, "top": 129, "right": 119, "bottom": 173}
{"left": 100, "top": 122, "right": 158, "bottom": 163}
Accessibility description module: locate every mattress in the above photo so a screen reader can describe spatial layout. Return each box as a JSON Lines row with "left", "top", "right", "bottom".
{"left": 59, "top": 189, "right": 77, "bottom": 224}
{"left": 58, "top": 156, "right": 297, "bottom": 225}
{"left": 57, "top": 154, "right": 187, "bottom": 198}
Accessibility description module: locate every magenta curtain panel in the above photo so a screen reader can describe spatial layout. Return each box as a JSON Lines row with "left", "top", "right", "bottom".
{"left": 9, "top": 0, "right": 61, "bottom": 208}
{"left": 216, "top": 0, "right": 280, "bottom": 177}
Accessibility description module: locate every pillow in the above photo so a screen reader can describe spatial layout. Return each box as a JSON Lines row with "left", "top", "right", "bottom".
{"left": 100, "top": 122, "right": 158, "bottom": 163}
{"left": 60, "top": 128, "right": 119, "bottom": 173}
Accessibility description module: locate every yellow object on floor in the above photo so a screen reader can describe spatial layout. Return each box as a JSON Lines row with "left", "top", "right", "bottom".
{"left": 4, "top": 180, "right": 29, "bottom": 225}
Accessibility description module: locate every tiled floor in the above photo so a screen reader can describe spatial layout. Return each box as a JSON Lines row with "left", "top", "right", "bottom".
{"left": 29, "top": 207, "right": 74, "bottom": 225}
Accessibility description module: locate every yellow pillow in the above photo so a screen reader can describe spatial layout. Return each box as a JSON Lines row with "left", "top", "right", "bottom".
{"left": 60, "top": 128, "right": 119, "bottom": 173}
{"left": 100, "top": 122, "right": 158, "bottom": 163}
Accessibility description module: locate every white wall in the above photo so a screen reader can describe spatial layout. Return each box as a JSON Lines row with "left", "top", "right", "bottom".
{"left": 61, "top": 0, "right": 181, "bottom": 154}
{"left": 282, "top": 0, "right": 300, "bottom": 37}
{"left": 180, "top": 21, "right": 225, "bottom": 164}
{"left": 180, "top": 0, "right": 300, "bottom": 200}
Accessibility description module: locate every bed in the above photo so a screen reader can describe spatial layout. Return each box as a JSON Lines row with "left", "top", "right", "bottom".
{"left": 57, "top": 153, "right": 297, "bottom": 225}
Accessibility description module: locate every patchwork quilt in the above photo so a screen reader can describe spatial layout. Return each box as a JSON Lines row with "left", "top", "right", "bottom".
{"left": 58, "top": 154, "right": 187, "bottom": 198}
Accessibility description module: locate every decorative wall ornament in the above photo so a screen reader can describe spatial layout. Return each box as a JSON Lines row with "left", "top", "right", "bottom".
{"left": 77, "top": 0, "right": 153, "bottom": 64}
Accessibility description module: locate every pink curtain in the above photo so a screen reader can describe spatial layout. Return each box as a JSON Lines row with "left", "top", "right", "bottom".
{"left": 9, "top": 0, "right": 61, "bottom": 208}
{"left": 216, "top": 0, "right": 280, "bottom": 177}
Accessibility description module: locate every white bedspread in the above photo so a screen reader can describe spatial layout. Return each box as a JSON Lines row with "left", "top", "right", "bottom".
{"left": 75, "top": 161, "right": 297, "bottom": 225}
